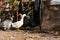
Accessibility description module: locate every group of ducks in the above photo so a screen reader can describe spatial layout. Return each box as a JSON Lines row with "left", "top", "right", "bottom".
{"left": 0, "top": 14, "right": 26, "bottom": 31}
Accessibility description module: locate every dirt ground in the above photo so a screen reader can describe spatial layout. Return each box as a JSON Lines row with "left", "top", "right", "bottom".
{"left": 0, "top": 30, "right": 60, "bottom": 40}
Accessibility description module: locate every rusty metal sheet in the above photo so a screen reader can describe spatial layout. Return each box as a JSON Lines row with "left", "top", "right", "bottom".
{"left": 50, "top": 0, "right": 60, "bottom": 5}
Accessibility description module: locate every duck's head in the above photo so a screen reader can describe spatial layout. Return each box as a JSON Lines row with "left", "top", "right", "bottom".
{"left": 22, "top": 14, "right": 26, "bottom": 17}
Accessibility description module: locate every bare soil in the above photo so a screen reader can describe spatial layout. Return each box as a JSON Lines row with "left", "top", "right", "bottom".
{"left": 0, "top": 29, "right": 60, "bottom": 40}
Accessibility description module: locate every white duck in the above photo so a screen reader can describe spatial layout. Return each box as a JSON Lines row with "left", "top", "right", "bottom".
{"left": 2, "top": 20, "right": 12, "bottom": 31}
{"left": 12, "top": 14, "right": 26, "bottom": 28}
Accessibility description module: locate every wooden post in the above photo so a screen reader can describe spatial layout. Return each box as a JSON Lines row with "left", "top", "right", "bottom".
{"left": 17, "top": 9, "right": 18, "bottom": 21}
{"left": 40, "top": 0, "right": 44, "bottom": 32}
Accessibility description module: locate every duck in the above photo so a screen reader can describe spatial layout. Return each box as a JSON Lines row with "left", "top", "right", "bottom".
{"left": 11, "top": 14, "right": 26, "bottom": 29}
{"left": 2, "top": 20, "right": 12, "bottom": 31}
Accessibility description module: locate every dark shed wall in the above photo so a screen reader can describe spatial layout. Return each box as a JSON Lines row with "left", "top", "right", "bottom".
{"left": 41, "top": 1, "right": 60, "bottom": 32}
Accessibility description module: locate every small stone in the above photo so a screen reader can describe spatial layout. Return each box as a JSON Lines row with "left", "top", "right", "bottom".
{"left": 10, "top": 36, "right": 15, "bottom": 40}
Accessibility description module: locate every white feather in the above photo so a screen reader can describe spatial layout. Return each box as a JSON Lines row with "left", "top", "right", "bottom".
{"left": 12, "top": 14, "right": 26, "bottom": 28}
